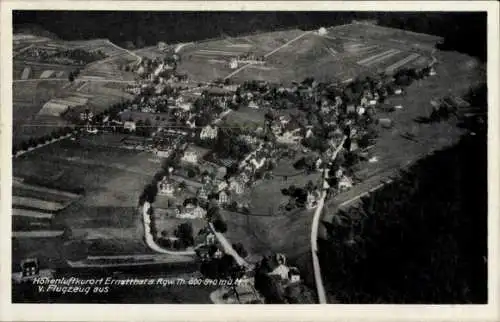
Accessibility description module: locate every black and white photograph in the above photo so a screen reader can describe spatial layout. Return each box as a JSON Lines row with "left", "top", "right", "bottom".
{"left": 1, "top": 1, "right": 498, "bottom": 320}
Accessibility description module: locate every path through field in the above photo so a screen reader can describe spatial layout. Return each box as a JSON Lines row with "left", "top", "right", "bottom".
{"left": 224, "top": 31, "right": 313, "bottom": 80}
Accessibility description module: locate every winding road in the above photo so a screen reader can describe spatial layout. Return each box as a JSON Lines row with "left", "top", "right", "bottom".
{"left": 310, "top": 136, "right": 347, "bottom": 303}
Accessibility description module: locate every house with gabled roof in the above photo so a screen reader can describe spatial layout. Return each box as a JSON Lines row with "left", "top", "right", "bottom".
{"left": 218, "top": 190, "right": 231, "bottom": 205}
{"left": 158, "top": 176, "right": 175, "bottom": 196}
{"left": 197, "top": 186, "right": 209, "bottom": 200}
{"left": 200, "top": 125, "right": 218, "bottom": 140}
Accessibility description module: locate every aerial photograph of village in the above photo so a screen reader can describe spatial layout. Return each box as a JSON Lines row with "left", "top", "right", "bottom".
{"left": 10, "top": 11, "right": 488, "bottom": 304}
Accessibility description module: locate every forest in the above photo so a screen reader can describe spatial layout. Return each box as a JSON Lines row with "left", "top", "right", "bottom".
{"left": 318, "top": 82, "right": 487, "bottom": 303}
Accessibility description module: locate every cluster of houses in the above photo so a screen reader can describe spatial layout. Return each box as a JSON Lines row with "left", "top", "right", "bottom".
{"left": 156, "top": 163, "right": 250, "bottom": 218}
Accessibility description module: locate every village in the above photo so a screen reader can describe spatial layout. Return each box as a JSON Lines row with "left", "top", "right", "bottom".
{"left": 11, "top": 17, "right": 484, "bottom": 305}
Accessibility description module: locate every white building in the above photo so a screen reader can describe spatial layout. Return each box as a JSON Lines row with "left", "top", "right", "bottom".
{"left": 317, "top": 27, "right": 328, "bottom": 36}
{"left": 250, "top": 157, "right": 266, "bottom": 171}
{"left": 239, "top": 134, "right": 258, "bottom": 145}
{"left": 229, "top": 58, "right": 238, "bottom": 69}
{"left": 158, "top": 178, "right": 175, "bottom": 196}
{"left": 182, "top": 150, "right": 198, "bottom": 163}
{"left": 338, "top": 175, "right": 353, "bottom": 191}
{"left": 156, "top": 149, "right": 171, "bottom": 158}
{"left": 306, "top": 190, "right": 321, "bottom": 209}
{"left": 229, "top": 178, "right": 245, "bottom": 194}
{"left": 186, "top": 118, "right": 196, "bottom": 129}
{"left": 178, "top": 102, "right": 193, "bottom": 111}
{"left": 218, "top": 190, "right": 231, "bottom": 205}
{"left": 200, "top": 125, "right": 218, "bottom": 140}
{"left": 277, "top": 129, "right": 302, "bottom": 144}
{"left": 218, "top": 181, "right": 229, "bottom": 192}
{"left": 124, "top": 121, "right": 136, "bottom": 132}
{"left": 248, "top": 100, "right": 259, "bottom": 109}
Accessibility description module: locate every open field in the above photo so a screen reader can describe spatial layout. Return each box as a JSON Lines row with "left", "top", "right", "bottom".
{"left": 248, "top": 169, "right": 320, "bottom": 215}
{"left": 12, "top": 136, "right": 165, "bottom": 262}
{"left": 221, "top": 106, "right": 266, "bottom": 127}
{"left": 13, "top": 79, "right": 73, "bottom": 144}
{"left": 175, "top": 23, "right": 440, "bottom": 84}
{"left": 177, "top": 56, "right": 234, "bottom": 82}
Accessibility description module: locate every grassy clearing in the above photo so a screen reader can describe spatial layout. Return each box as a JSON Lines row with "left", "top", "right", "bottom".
{"left": 223, "top": 106, "right": 266, "bottom": 126}
{"left": 248, "top": 168, "right": 320, "bottom": 215}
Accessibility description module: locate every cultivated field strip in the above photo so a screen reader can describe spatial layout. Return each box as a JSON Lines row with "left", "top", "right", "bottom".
{"left": 343, "top": 43, "right": 379, "bottom": 54}
{"left": 12, "top": 181, "right": 80, "bottom": 198}
{"left": 12, "top": 230, "right": 64, "bottom": 238}
{"left": 349, "top": 44, "right": 379, "bottom": 54}
{"left": 357, "top": 48, "right": 398, "bottom": 65}
{"left": 12, "top": 196, "right": 66, "bottom": 212}
{"left": 362, "top": 49, "right": 402, "bottom": 67}
{"left": 12, "top": 208, "right": 55, "bottom": 220}
{"left": 385, "top": 53, "right": 421, "bottom": 73}
{"left": 195, "top": 50, "right": 241, "bottom": 56}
